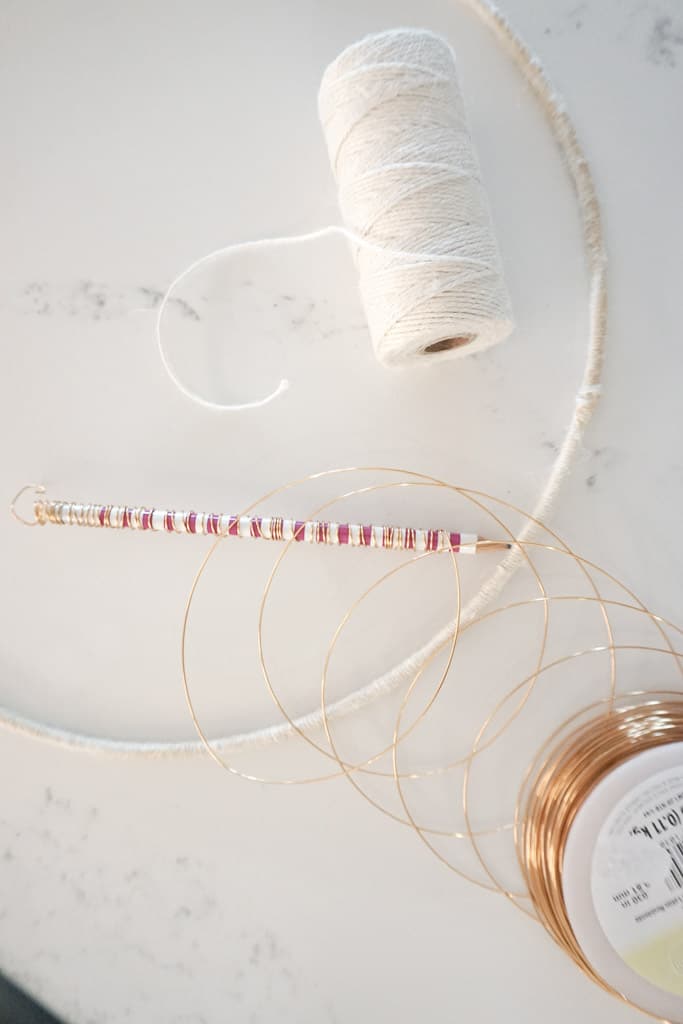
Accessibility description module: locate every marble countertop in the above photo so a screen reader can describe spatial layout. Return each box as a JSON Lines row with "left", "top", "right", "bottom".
{"left": 1, "top": 0, "right": 682, "bottom": 1021}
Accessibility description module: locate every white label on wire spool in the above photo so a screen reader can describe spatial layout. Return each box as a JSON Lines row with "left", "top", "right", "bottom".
{"left": 591, "top": 763, "right": 683, "bottom": 996}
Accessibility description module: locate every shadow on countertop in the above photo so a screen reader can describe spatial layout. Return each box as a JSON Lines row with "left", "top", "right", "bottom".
{"left": 0, "top": 973, "right": 64, "bottom": 1023}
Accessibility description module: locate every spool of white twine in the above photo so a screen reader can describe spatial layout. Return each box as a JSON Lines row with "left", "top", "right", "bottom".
{"left": 318, "top": 27, "right": 514, "bottom": 366}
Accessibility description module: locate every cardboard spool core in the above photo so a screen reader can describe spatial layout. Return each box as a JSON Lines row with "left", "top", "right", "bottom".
{"left": 424, "top": 335, "right": 474, "bottom": 354}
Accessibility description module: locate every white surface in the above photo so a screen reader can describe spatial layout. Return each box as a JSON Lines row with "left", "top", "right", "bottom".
{"left": 1, "top": 0, "right": 682, "bottom": 1021}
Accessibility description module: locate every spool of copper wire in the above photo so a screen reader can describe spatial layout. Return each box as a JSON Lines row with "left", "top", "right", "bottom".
{"left": 518, "top": 695, "right": 683, "bottom": 1021}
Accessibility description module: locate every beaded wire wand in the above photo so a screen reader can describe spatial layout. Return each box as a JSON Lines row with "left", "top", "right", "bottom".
{"left": 12, "top": 485, "right": 510, "bottom": 554}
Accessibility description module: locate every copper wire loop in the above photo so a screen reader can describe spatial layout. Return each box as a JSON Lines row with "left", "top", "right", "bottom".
{"left": 11, "top": 469, "right": 683, "bottom": 1017}
{"left": 178, "top": 470, "right": 682, "bottom": 1022}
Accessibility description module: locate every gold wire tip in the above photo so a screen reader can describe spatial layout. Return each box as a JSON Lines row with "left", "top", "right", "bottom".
{"left": 476, "top": 540, "right": 513, "bottom": 552}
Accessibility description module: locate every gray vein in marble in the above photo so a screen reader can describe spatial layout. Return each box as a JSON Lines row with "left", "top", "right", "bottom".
{"left": 543, "top": 2, "right": 588, "bottom": 36}
{"left": 614, "top": 1, "right": 683, "bottom": 65}
{"left": 11, "top": 280, "right": 203, "bottom": 322}
{"left": 648, "top": 14, "right": 683, "bottom": 66}
{"left": 6, "top": 282, "right": 369, "bottom": 344}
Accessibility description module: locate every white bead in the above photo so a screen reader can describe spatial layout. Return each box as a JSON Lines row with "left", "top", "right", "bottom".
{"left": 459, "top": 532, "right": 477, "bottom": 555}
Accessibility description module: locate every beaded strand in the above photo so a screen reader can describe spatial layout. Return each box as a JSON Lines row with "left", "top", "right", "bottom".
{"left": 34, "top": 497, "right": 509, "bottom": 554}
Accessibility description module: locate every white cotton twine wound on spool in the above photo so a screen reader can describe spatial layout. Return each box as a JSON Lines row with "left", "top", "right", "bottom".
{"left": 318, "top": 27, "right": 514, "bottom": 367}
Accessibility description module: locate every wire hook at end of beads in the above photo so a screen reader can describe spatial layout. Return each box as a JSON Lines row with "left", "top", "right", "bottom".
{"left": 10, "top": 483, "right": 47, "bottom": 527}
